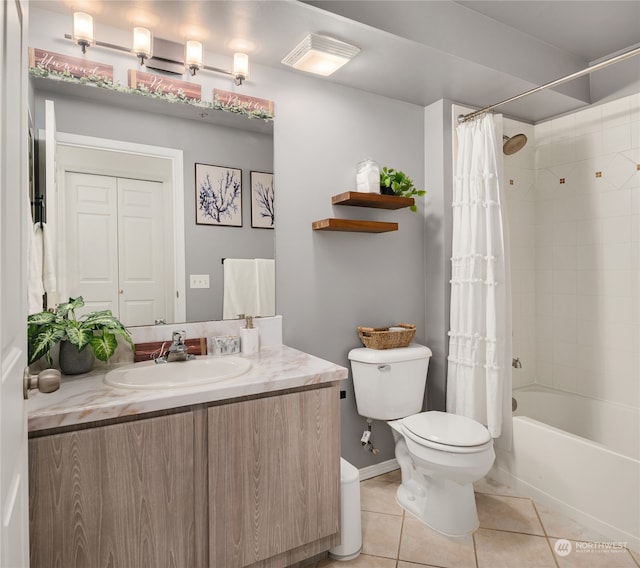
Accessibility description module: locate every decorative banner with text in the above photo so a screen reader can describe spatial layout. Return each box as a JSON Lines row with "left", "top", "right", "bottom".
{"left": 214, "top": 89, "right": 275, "bottom": 115}
{"left": 128, "top": 70, "right": 201, "bottom": 100}
{"left": 29, "top": 47, "right": 113, "bottom": 81}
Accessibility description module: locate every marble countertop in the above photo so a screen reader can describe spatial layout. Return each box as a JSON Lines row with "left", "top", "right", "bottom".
{"left": 28, "top": 345, "right": 348, "bottom": 433}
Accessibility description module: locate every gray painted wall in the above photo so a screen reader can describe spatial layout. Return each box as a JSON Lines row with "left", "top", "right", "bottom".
{"left": 423, "top": 100, "right": 455, "bottom": 413}
{"left": 265, "top": 72, "right": 430, "bottom": 467}
{"left": 33, "top": 92, "right": 274, "bottom": 322}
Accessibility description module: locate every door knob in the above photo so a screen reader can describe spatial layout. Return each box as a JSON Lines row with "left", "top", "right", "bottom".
{"left": 23, "top": 367, "right": 61, "bottom": 400}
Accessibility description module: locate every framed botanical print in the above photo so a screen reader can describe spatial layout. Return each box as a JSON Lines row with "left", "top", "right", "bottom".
{"left": 250, "top": 171, "right": 274, "bottom": 229}
{"left": 195, "top": 163, "right": 242, "bottom": 227}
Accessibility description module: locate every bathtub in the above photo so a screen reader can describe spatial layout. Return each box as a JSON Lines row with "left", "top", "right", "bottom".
{"left": 492, "top": 385, "right": 640, "bottom": 551}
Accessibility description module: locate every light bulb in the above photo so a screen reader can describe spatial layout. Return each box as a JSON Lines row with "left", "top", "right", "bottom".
{"left": 233, "top": 52, "right": 249, "bottom": 85}
{"left": 185, "top": 40, "right": 203, "bottom": 75}
{"left": 133, "top": 27, "right": 152, "bottom": 63}
{"left": 73, "top": 12, "right": 94, "bottom": 53}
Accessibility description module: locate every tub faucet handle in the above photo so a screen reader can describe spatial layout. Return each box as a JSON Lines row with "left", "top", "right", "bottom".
{"left": 512, "top": 357, "right": 522, "bottom": 369}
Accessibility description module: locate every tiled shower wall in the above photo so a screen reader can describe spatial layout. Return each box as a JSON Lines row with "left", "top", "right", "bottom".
{"left": 506, "top": 93, "right": 640, "bottom": 407}
{"left": 504, "top": 119, "right": 537, "bottom": 388}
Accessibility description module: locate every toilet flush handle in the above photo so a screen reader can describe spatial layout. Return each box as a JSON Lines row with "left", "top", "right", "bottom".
{"left": 377, "top": 364, "right": 390, "bottom": 372}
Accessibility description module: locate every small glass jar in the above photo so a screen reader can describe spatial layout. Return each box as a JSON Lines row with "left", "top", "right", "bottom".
{"left": 356, "top": 158, "right": 380, "bottom": 193}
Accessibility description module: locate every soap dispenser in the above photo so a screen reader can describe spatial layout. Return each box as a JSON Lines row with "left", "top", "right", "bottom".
{"left": 240, "top": 316, "right": 259, "bottom": 354}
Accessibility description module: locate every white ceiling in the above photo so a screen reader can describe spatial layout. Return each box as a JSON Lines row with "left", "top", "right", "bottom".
{"left": 455, "top": 0, "right": 640, "bottom": 61}
{"left": 29, "top": 0, "right": 640, "bottom": 122}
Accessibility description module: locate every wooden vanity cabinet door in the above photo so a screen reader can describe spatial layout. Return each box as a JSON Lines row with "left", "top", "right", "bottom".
{"left": 209, "top": 385, "right": 340, "bottom": 567}
{"left": 28, "top": 412, "right": 195, "bottom": 568}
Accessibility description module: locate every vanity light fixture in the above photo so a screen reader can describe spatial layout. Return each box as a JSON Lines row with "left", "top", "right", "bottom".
{"left": 132, "top": 27, "right": 153, "bottom": 65}
{"left": 281, "top": 33, "right": 360, "bottom": 76}
{"left": 72, "top": 12, "right": 94, "bottom": 54}
{"left": 65, "top": 20, "right": 248, "bottom": 87}
{"left": 185, "top": 40, "right": 204, "bottom": 76}
{"left": 233, "top": 52, "right": 249, "bottom": 85}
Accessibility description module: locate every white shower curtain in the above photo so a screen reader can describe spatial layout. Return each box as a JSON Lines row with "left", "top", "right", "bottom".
{"left": 447, "top": 114, "right": 512, "bottom": 445}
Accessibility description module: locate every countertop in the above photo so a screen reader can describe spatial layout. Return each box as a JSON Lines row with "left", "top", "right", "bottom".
{"left": 28, "top": 345, "right": 348, "bottom": 433}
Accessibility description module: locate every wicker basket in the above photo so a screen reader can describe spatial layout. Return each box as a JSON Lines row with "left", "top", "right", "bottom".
{"left": 357, "top": 323, "right": 416, "bottom": 349}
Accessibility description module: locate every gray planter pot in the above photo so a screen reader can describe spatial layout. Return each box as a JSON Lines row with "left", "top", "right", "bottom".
{"left": 59, "top": 341, "right": 95, "bottom": 375}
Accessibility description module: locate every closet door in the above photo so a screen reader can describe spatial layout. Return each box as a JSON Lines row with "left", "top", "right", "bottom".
{"left": 64, "top": 173, "right": 168, "bottom": 326}
{"left": 65, "top": 172, "right": 119, "bottom": 314}
{"left": 117, "top": 177, "right": 167, "bottom": 326}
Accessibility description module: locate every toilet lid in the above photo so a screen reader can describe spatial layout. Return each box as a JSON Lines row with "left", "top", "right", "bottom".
{"left": 402, "top": 411, "right": 491, "bottom": 447}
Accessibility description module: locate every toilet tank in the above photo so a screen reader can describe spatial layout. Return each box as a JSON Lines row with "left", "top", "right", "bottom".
{"left": 348, "top": 344, "right": 432, "bottom": 420}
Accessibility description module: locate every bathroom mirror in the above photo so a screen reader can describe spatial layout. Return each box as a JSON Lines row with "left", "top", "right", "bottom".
{"left": 31, "top": 79, "right": 274, "bottom": 327}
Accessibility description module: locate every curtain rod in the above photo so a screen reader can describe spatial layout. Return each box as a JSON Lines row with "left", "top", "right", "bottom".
{"left": 458, "top": 46, "right": 640, "bottom": 124}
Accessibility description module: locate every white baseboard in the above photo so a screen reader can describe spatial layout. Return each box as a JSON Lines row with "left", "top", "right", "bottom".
{"left": 358, "top": 458, "right": 399, "bottom": 481}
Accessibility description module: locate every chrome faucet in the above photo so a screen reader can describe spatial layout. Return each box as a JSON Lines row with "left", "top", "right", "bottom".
{"left": 155, "top": 330, "right": 196, "bottom": 364}
{"left": 512, "top": 357, "right": 522, "bottom": 369}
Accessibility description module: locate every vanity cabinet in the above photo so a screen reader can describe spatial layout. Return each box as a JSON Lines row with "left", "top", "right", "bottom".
{"left": 209, "top": 387, "right": 340, "bottom": 567}
{"left": 28, "top": 383, "right": 340, "bottom": 568}
{"left": 28, "top": 412, "right": 196, "bottom": 567}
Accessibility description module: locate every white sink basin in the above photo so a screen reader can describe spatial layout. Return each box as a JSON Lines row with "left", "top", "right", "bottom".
{"left": 104, "top": 357, "right": 251, "bottom": 390}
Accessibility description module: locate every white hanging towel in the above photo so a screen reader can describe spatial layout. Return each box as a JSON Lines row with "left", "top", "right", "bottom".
{"left": 255, "top": 258, "right": 275, "bottom": 317}
{"left": 27, "top": 223, "right": 44, "bottom": 314}
{"left": 223, "top": 258, "right": 276, "bottom": 319}
{"left": 223, "top": 259, "right": 259, "bottom": 319}
{"left": 40, "top": 222, "right": 58, "bottom": 301}
{"left": 27, "top": 222, "right": 59, "bottom": 313}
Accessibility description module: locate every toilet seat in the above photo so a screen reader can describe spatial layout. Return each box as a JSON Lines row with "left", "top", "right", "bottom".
{"left": 402, "top": 411, "right": 492, "bottom": 454}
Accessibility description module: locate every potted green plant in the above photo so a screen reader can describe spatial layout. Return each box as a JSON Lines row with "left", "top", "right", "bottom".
{"left": 379, "top": 167, "right": 426, "bottom": 212}
{"left": 28, "top": 296, "right": 134, "bottom": 375}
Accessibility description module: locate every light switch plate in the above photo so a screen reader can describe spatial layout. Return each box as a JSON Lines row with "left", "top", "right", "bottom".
{"left": 189, "top": 274, "right": 210, "bottom": 288}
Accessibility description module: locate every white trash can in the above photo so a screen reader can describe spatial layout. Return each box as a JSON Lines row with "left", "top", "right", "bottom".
{"left": 329, "top": 458, "right": 362, "bottom": 561}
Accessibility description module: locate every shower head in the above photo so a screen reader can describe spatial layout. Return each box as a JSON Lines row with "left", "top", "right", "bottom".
{"left": 503, "top": 133, "right": 527, "bottom": 155}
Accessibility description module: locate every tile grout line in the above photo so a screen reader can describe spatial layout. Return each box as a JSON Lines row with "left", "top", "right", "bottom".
{"left": 477, "top": 526, "right": 548, "bottom": 539}
{"left": 531, "top": 500, "right": 561, "bottom": 568}
{"left": 395, "top": 511, "right": 406, "bottom": 565}
{"left": 472, "top": 531, "right": 479, "bottom": 568}
{"left": 366, "top": 477, "right": 640, "bottom": 568}
{"left": 531, "top": 487, "right": 640, "bottom": 567}
{"left": 474, "top": 489, "right": 534, "bottom": 501}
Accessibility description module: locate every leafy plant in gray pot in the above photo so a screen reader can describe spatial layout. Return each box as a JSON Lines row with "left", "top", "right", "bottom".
{"left": 28, "top": 297, "right": 134, "bottom": 375}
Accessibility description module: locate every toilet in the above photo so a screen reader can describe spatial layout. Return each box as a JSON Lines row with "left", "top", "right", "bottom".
{"left": 348, "top": 344, "right": 495, "bottom": 537}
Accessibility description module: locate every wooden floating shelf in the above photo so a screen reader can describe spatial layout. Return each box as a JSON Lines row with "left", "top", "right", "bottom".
{"left": 332, "top": 191, "right": 414, "bottom": 210}
{"left": 312, "top": 218, "right": 398, "bottom": 233}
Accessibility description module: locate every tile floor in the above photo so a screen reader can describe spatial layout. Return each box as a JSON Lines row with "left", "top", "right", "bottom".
{"left": 316, "top": 470, "right": 640, "bottom": 568}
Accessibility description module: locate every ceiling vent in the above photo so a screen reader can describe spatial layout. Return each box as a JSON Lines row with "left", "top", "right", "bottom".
{"left": 281, "top": 33, "right": 360, "bottom": 76}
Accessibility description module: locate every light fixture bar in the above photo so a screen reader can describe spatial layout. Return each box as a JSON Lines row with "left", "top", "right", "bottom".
{"left": 203, "top": 64, "right": 233, "bottom": 77}
{"left": 65, "top": 34, "right": 233, "bottom": 75}
{"left": 62, "top": 34, "right": 246, "bottom": 83}
{"left": 64, "top": 33, "right": 131, "bottom": 55}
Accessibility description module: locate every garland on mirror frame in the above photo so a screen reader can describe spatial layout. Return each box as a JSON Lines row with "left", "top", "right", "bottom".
{"left": 29, "top": 65, "right": 275, "bottom": 122}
